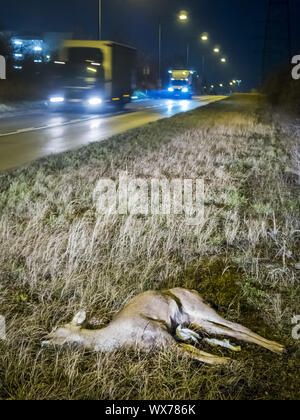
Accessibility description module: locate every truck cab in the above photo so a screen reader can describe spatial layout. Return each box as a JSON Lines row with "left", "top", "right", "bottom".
{"left": 167, "top": 69, "right": 196, "bottom": 99}
{"left": 48, "top": 40, "right": 136, "bottom": 111}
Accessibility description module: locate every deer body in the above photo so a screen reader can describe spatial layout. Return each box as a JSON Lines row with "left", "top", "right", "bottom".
{"left": 45, "top": 288, "right": 284, "bottom": 365}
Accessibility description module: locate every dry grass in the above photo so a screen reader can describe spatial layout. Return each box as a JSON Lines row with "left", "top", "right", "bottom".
{"left": 0, "top": 94, "right": 299, "bottom": 400}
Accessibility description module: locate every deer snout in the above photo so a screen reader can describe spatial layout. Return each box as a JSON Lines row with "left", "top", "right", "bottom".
{"left": 42, "top": 326, "right": 83, "bottom": 347}
{"left": 42, "top": 311, "right": 88, "bottom": 348}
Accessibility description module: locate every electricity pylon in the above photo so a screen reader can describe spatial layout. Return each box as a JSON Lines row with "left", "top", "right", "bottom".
{"left": 262, "top": 0, "right": 292, "bottom": 78}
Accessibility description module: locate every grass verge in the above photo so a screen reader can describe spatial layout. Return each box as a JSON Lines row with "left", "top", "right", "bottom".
{"left": 0, "top": 93, "right": 299, "bottom": 400}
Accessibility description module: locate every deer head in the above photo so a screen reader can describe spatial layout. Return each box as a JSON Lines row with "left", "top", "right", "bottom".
{"left": 42, "top": 311, "right": 87, "bottom": 347}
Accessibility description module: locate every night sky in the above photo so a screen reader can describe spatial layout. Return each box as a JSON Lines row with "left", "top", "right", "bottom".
{"left": 1, "top": 0, "right": 300, "bottom": 89}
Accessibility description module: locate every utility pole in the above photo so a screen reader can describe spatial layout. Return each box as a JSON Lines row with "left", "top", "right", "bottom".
{"left": 158, "top": 11, "right": 189, "bottom": 89}
{"left": 99, "top": 0, "right": 102, "bottom": 40}
{"left": 186, "top": 43, "right": 190, "bottom": 67}
{"left": 262, "top": 0, "right": 292, "bottom": 80}
{"left": 158, "top": 23, "right": 162, "bottom": 88}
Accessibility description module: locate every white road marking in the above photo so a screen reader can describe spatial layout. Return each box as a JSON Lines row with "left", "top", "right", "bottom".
{"left": 0, "top": 100, "right": 208, "bottom": 138}
{"left": 0, "top": 116, "right": 100, "bottom": 137}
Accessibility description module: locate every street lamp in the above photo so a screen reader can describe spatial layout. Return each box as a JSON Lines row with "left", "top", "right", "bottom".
{"left": 178, "top": 11, "right": 188, "bottom": 21}
{"left": 201, "top": 33, "right": 209, "bottom": 41}
{"left": 221, "top": 57, "right": 226, "bottom": 63}
{"left": 158, "top": 11, "right": 190, "bottom": 87}
{"left": 213, "top": 47, "right": 220, "bottom": 53}
{"left": 177, "top": 11, "right": 190, "bottom": 66}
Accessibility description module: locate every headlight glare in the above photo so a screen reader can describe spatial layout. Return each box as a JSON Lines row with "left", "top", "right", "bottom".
{"left": 50, "top": 97, "right": 64, "bottom": 103}
{"left": 88, "top": 97, "right": 102, "bottom": 106}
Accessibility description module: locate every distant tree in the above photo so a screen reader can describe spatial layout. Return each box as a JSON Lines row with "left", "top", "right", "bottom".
{"left": 0, "top": 34, "right": 11, "bottom": 58}
{"left": 262, "top": 64, "right": 300, "bottom": 112}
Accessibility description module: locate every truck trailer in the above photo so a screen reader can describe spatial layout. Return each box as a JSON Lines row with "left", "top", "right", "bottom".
{"left": 48, "top": 40, "right": 136, "bottom": 111}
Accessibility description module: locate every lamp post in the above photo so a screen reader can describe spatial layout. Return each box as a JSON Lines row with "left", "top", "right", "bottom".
{"left": 99, "top": 0, "right": 102, "bottom": 40}
{"left": 186, "top": 43, "right": 190, "bottom": 66}
{"left": 178, "top": 11, "right": 190, "bottom": 67}
{"left": 158, "top": 23, "right": 162, "bottom": 87}
{"left": 158, "top": 11, "right": 189, "bottom": 88}
{"left": 98, "top": 4, "right": 190, "bottom": 86}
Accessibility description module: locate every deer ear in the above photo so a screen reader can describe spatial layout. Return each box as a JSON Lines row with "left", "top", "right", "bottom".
{"left": 71, "top": 311, "right": 87, "bottom": 326}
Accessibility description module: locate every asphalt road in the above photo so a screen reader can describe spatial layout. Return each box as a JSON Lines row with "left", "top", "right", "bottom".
{"left": 0, "top": 96, "right": 224, "bottom": 172}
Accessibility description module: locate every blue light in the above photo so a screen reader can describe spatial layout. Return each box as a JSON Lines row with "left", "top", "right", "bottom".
{"left": 14, "top": 40, "right": 23, "bottom": 46}
{"left": 182, "top": 87, "right": 189, "bottom": 93}
{"left": 168, "top": 87, "right": 174, "bottom": 92}
{"left": 34, "top": 46, "right": 42, "bottom": 52}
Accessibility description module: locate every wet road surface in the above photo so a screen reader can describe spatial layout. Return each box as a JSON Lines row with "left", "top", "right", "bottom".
{"left": 0, "top": 96, "right": 225, "bottom": 171}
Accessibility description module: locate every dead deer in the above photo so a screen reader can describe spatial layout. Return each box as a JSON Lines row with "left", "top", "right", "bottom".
{"left": 43, "top": 288, "right": 284, "bottom": 365}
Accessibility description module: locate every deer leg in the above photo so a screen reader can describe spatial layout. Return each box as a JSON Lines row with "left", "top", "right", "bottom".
{"left": 178, "top": 343, "right": 231, "bottom": 366}
{"left": 193, "top": 319, "right": 284, "bottom": 355}
{"left": 171, "top": 289, "right": 284, "bottom": 355}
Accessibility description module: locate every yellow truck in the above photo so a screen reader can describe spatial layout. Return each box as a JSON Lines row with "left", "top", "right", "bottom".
{"left": 48, "top": 40, "right": 136, "bottom": 110}
{"left": 167, "top": 69, "right": 196, "bottom": 99}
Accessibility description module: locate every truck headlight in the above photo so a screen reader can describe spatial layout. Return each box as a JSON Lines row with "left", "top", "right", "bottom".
{"left": 182, "top": 88, "right": 189, "bottom": 93}
{"left": 168, "top": 87, "right": 174, "bottom": 92}
{"left": 88, "top": 97, "right": 102, "bottom": 106}
{"left": 50, "top": 97, "right": 64, "bottom": 103}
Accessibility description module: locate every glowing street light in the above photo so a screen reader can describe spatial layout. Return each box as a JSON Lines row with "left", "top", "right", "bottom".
{"left": 213, "top": 47, "right": 220, "bottom": 53}
{"left": 201, "top": 33, "right": 209, "bottom": 41}
{"left": 221, "top": 57, "right": 226, "bottom": 63}
{"left": 219, "top": 83, "right": 223, "bottom": 87}
{"left": 178, "top": 11, "right": 189, "bottom": 21}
